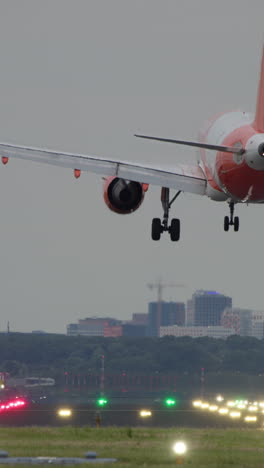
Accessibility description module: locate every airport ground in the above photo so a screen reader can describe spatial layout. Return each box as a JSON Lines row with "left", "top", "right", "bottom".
{"left": 0, "top": 395, "right": 263, "bottom": 466}
{"left": 1, "top": 392, "right": 264, "bottom": 428}
{"left": 0, "top": 426, "right": 263, "bottom": 467}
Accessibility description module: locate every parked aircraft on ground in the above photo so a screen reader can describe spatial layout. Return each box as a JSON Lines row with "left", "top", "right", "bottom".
{"left": 1, "top": 46, "right": 264, "bottom": 241}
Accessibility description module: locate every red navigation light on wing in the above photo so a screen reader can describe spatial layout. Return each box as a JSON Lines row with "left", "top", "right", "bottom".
{"left": 1, "top": 157, "right": 9, "bottom": 165}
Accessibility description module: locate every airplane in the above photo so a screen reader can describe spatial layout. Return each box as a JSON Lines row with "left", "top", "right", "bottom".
{"left": 1, "top": 46, "right": 264, "bottom": 242}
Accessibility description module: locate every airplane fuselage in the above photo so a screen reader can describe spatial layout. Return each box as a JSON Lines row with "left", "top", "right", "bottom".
{"left": 200, "top": 111, "right": 264, "bottom": 203}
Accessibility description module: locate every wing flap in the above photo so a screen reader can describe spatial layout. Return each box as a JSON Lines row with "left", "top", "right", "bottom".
{"left": 118, "top": 164, "right": 206, "bottom": 194}
{"left": 0, "top": 143, "right": 206, "bottom": 195}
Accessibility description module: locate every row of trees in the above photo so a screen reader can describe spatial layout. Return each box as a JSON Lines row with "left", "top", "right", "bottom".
{"left": 0, "top": 333, "right": 263, "bottom": 379}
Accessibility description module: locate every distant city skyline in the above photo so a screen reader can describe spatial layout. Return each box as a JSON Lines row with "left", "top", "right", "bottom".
{"left": 66, "top": 291, "right": 264, "bottom": 340}
{"left": 5, "top": 287, "right": 264, "bottom": 335}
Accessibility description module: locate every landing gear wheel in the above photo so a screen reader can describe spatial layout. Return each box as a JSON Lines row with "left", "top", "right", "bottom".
{"left": 224, "top": 202, "right": 240, "bottom": 232}
{"left": 234, "top": 216, "right": 239, "bottom": 232}
{"left": 152, "top": 188, "right": 182, "bottom": 242}
{"left": 170, "top": 218, "right": 180, "bottom": 241}
{"left": 224, "top": 216, "right": 229, "bottom": 232}
{"left": 152, "top": 218, "right": 162, "bottom": 241}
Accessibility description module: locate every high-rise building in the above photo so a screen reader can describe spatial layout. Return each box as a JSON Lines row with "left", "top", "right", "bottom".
{"left": 147, "top": 301, "right": 185, "bottom": 336}
{"left": 192, "top": 290, "right": 232, "bottom": 327}
{"left": 186, "top": 299, "right": 195, "bottom": 325}
{"left": 221, "top": 308, "right": 252, "bottom": 336}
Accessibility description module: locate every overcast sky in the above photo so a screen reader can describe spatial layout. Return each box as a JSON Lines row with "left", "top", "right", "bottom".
{"left": 0, "top": 0, "right": 264, "bottom": 333}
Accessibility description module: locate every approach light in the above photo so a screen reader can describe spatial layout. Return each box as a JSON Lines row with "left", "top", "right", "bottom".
{"left": 229, "top": 411, "right": 241, "bottom": 418}
{"left": 209, "top": 405, "right": 218, "bottom": 412}
{"left": 57, "top": 408, "right": 72, "bottom": 418}
{"left": 201, "top": 403, "right": 209, "bottom": 409}
{"left": 218, "top": 407, "right": 229, "bottom": 415}
{"left": 248, "top": 406, "right": 258, "bottom": 412}
{"left": 216, "top": 395, "right": 224, "bottom": 402}
{"left": 192, "top": 400, "right": 202, "bottom": 407}
{"left": 244, "top": 415, "right": 257, "bottom": 423}
{"left": 227, "top": 401, "right": 235, "bottom": 407}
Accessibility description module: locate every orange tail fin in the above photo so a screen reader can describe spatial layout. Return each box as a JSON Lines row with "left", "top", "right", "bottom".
{"left": 253, "top": 46, "right": 264, "bottom": 132}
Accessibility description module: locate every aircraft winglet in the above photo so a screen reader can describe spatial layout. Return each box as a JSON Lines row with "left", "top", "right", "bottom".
{"left": 253, "top": 45, "right": 264, "bottom": 132}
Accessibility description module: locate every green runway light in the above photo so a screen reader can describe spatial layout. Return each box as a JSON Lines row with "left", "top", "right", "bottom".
{"left": 96, "top": 397, "right": 108, "bottom": 407}
{"left": 165, "top": 398, "right": 177, "bottom": 407}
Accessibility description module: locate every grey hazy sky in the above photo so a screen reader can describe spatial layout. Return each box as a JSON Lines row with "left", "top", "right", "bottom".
{"left": 0, "top": 0, "right": 264, "bottom": 333}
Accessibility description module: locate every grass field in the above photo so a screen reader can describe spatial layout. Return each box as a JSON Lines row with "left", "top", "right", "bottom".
{"left": 0, "top": 426, "right": 263, "bottom": 467}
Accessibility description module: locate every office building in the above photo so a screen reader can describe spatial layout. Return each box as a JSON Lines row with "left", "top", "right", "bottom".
{"left": 122, "top": 323, "right": 146, "bottom": 337}
{"left": 160, "top": 325, "right": 236, "bottom": 339}
{"left": 131, "top": 313, "right": 148, "bottom": 325}
{"left": 67, "top": 317, "right": 122, "bottom": 337}
{"left": 147, "top": 301, "right": 185, "bottom": 337}
{"left": 221, "top": 308, "right": 252, "bottom": 336}
{"left": 186, "top": 299, "right": 195, "bottom": 325}
{"left": 251, "top": 311, "right": 264, "bottom": 339}
{"left": 104, "top": 325, "right": 122, "bottom": 337}
{"left": 192, "top": 290, "right": 232, "bottom": 327}
{"left": 221, "top": 308, "right": 264, "bottom": 339}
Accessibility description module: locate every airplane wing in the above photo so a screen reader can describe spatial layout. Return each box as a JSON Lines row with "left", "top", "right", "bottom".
{"left": 0, "top": 143, "right": 206, "bottom": 195}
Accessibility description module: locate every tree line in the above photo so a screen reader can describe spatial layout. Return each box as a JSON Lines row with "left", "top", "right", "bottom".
{"left": 0, "top": 333, "right": 263, "bottom": 381}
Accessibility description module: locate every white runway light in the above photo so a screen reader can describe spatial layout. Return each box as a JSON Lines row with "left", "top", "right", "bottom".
{"left": 173, "top": 441, "right": 187, "bottom": 455}
{"left": 139, "top": 409, "right": 152, "bottom": 418}
{"left": 57, "top": 408, "right": 72, "bottom": 418}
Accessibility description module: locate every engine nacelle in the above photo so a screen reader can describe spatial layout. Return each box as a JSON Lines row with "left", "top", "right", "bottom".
{"left": 103, "top": 177, "right": 147, "bottom": 214}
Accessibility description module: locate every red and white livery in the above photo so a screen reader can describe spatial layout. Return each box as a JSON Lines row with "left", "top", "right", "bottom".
{"left": 1, "top": 46, "right": 264, "bottom": 241}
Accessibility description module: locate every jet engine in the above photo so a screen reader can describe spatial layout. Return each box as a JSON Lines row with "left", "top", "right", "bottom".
{"left": 103, "top": 176, "right": 148, "bottom": 214}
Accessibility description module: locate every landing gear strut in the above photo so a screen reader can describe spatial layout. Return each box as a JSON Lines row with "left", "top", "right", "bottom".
{"left": 151, "top": 188, "right": 181, "bottom": 241}
{"left": 224, "top": 201, "right": 239, "bottom": 232}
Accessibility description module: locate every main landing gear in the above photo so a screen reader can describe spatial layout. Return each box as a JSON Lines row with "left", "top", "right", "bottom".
{"left": 151, "top": 188, "right": 181, "bottom": 241}
{"left": 224, "top": 201, "right": 239, "bottom": 232}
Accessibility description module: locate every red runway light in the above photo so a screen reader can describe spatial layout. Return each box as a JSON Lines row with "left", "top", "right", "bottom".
{"left": 0, "top": 398, "right": 27, "bottom": 412}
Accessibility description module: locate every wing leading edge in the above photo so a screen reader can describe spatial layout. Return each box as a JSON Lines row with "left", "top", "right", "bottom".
{"left": 0, "top": 143, "right": 206, "bottom": 195}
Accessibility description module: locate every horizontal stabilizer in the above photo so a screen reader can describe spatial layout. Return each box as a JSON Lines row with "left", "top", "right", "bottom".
{"left": 134, "top": 134, "right": 245, "bottom": 154}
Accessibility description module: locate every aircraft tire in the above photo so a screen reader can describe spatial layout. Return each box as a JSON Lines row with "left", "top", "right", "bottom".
{"left": 152, "top": 218, "right": 162, "bottom": 241}
{"left": 234, "top": 216, "right": 239, "bottom": 232}
{"left": 170, "top": 218, "right": 180, "bottom": 242}
{"left": 224, "top": 216, "right": 229, "bottom": 231}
